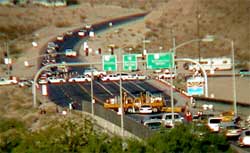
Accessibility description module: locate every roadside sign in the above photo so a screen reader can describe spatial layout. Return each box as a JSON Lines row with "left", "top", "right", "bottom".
{"left": 123, "top": 54, "right": 137, "bottom": 71}
{"left": 146, "top": 52, "right": 174, "bottom": 70}
{"left": 186, "top": 77, "right": 204, "bottom": 96}
{"left": 102, "top": 55, "right": 117, "bottom": 71}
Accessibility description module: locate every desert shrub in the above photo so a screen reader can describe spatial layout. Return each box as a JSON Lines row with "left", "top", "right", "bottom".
{"left": 0, "top": 118, "right": 25, "bottom": 133}
{"left": 55, "top": 20, "right": 72, "bottom": 27}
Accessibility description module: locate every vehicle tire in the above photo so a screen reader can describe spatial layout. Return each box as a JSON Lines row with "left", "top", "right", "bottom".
{"left": 127, "top": 108, "right": 133, "bottom": 113}
{"left": 152, "top": 108, "right": 158, "bottom": 113}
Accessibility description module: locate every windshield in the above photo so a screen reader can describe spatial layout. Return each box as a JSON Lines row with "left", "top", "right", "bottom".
{"left": 209, "top": 119, "right": 221, "bottom": 124}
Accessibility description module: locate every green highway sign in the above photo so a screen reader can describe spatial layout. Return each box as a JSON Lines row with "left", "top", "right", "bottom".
{"left": 123, "top": 54, "right": 137, "bottom": 71}
{"left": 102, "top": 55, "right": 117, "bottom": 71}
{"left": 146, "top": 52, "right": 174, "bottom": 70}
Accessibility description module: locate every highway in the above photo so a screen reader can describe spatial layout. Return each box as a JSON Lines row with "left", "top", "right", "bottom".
{"left": 38, "top": 13, "right": 250, "bottom": 151}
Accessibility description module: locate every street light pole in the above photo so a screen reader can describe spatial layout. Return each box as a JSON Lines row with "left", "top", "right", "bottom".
{"left": 90, "top": 64, "right": 94, "bottom": 117}
{"left": 203, "top": 35, "right": 237, "bottom": 116}
{"left": 172, "top": 37, "right": 209, "bottom": 97}
{"left": 231, "top": 40, "right": 237, "bottom": 116}
{"left": 171, "top": 35, "right": 175, "bottom": 126}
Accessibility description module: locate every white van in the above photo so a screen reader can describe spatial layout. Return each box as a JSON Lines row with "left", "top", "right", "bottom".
{"left": 207, "top": 117, "right": 222, "bottom": 132}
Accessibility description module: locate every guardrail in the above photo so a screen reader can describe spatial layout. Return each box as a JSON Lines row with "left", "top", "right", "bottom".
{"left": 82, "top": 102, "right": 154, "bottom": 139}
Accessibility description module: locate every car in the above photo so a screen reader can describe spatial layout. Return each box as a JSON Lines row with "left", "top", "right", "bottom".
{"left": 238, "top": 130, "right": 250, "bottom": 147}
{"left": 101, "top": 74, "right": 120, "bottom": 82}
{"left": 56, "top": 35, "right": 64, "bottom": 41}
{"left": 140, "top": 113, "right": 164, "bottom": 123}
{"left": 38, "top": 78, "right": 48, "bottom": 84}
{"left": 118, "top": 73, "right": 133, "bottom": 81}
{"left": 161, "top": 113, "right": 184, "bottom": 127}
{"left": 78, "top": 29, "right": 87, "bottom": 37}
{"left": 220, "top": 123, "right": 242, "bottom": 138}
{"left": 65, "top": 49, "right": 77, "bottom": 57}
{"left": 144, "top": 119, "right": 162, "bottom": 130}
{"left": 68, "top": 75, "right": 91, "bottom": 83}
{"left": 84, "top": 68, "right": 106, "bottom": 77}
{"left": 47, "top": 42, "right": 59, "bottom": 50}
{"left": 0, "top": 77, "right": 18, "bottom": 85}
{"left": 157, "top": 73, "right": 176, "bottom": 79}
{"left": 65, "top": 31, "right": 73, "bottom": 35}
{"left": 207, "top": 117, "right": 222, "bottom": 132}
{"left": 84, "top": 24, "right": 92, "bottom": 30}
{"left": 47, "top": 77, "right": 66, "bottom": 84}
{"left": 131, "top": 73, "right": 147, "bottom": 80}
{"left": 18, "top": 79, "right": 33, "bottom": 87}
{"left": 139, "top": 105, "right": 153, "bottom": 114}
{"left": 239, "top": 69, "right": 250, "bottom": 76}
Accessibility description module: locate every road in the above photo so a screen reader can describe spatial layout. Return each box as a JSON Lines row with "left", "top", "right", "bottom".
{"left": 38, "top": 13, "right": 249, "bottom": 151}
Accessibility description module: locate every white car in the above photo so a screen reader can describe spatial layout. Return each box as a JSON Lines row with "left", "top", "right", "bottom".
{"left": 56, "top": 35, "right": 64, "bottom": 41}
{"left": 65, "top": 49, "right": 77, "bottom": 57}
{"left": 0, "top": 77, "right": 18, "bottom": 85}
{"left": 238, "top": 130, "right": 250, "bottom": 147}
{"left": 139, "top": 105, "right": 153, "bottom": 114}
{"left": 118, "top": 73, "right": 133, "bottom": 81}
{"left": 158, "top": 73, "right": 176, "bottom": 79}
{"left": 78, "top": 29, "right": 87, "bottom": 37}
{"left": 84, "top": 68, "right": 106, "bottom": 77}
{"left": 131, "top": 74, "right": 147, "bottom": 80}
{"left": 207, "top": 117, "right": 222, "bottom": 132}
{"left": 144, "top": 119, "right": 162, "bottom": 130}
{"left": 68, "top": 75, "right": 91, "bottom": 83}
{"left": 101, "top": 74, "right": 120, "bottom": 82}
{"left": 47, "top": 77, "right": 66, "bottom": 84}
{"left": 161, "top": 113, "right": 184, "bottom": 127}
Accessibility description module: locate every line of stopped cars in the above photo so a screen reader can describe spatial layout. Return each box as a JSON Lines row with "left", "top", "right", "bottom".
{"left": 37, "top": 67, "right": 148, "bottom": 85}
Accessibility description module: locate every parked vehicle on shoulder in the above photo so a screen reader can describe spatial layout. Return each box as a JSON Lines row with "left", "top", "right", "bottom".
{"left": 65, "top": 49, "right": 77, "bottom": 57}
{"left": 68, "top": 75, "right": 91, "bottom": 83}
{"left": 47, "top": 77, "right": 66, "bottom": 84}
{"left": 238, "top": 130, "right": 250, "bottom": 147}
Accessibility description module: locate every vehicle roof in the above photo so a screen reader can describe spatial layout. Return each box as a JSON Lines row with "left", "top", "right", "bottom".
{"left": 144, "top": 119, "right": 162, "bottom": 124}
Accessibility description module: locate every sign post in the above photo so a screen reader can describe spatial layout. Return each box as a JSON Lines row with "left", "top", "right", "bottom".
{"left": 102, "top": 55, "right": 117, "bottom": 71}
{"left": 123, "top": 54, "right": 137, "bottom": 71}
{"left": 146, "top": 52, "right": 174, "bottom": 70}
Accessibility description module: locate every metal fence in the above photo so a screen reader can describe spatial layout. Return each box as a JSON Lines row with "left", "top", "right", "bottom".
{"left": 82, "top": 101, "right": 154, "bottom": 139}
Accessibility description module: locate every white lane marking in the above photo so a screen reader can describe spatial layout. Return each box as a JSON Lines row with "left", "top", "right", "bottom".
{"left": 129, "top": 81, "right": 146, "bottom": 92}
{"left": 113, "top": 81, "right": 136, "bottom": 98}
{"left": 95, "top": 81, "right": 114, "bottom": 96}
